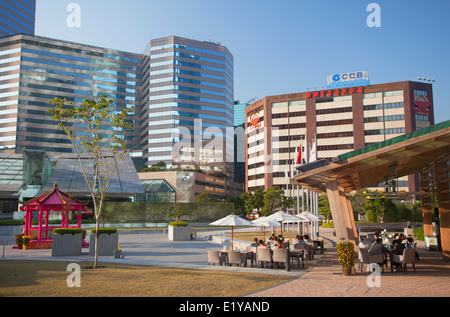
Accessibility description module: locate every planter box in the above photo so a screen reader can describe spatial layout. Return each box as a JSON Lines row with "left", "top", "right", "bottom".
{"left": 89, "top": 233, "right": 119, "bottom": 256}
{"left": 168, "top": 225, "right": 191, "bottom": 241}
{"left": 52, "top": 233, "right": 82, "bottom": 257}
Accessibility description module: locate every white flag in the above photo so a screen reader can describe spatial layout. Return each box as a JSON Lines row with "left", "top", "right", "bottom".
{"left": 309, "top": 137, "right": 317, "bottom": 162}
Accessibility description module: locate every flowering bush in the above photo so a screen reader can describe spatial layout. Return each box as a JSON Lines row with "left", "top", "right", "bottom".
{"left": 336, "top": 241, "right": 355, "bottom": 267}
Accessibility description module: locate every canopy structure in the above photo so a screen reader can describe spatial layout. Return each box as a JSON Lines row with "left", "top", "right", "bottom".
{"left": 293, "top": 120, "right": 450, "bottom": 261}
{"left": 20, "top": 183, "right": 87, "bottom": 248}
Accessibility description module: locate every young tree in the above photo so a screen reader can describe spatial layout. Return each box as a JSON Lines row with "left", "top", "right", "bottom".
{"left": 48, "top": 95, "right": 133, "bottom": 269}
{"left": 240, "top": 188, "right": 265, "bottom": 216}
{"left": 195, "top": 192, "right": 220, "bottom": 203}
{"left": 262, "top": 187, "right": 285, "bottom": 216}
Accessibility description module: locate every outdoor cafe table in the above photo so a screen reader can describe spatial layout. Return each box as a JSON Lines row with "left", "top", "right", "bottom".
{"left": 288, "top": 248, "right": 305, "bottom": 268}
{"left": 218, "top": 250, "right": 255, "bottom": 267}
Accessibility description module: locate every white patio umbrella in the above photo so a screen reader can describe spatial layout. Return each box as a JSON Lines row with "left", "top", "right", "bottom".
{"left": 265, "top": 211, "right": 308, "bottom": 236}
{"left": 252, "top": 218, "right": 281, "bottom": 240}
{"left": 300, "top": 212, "right": 323, "bottom": 237}
{"left": 301, "top": 212, "right": 323, "bottom": 222}
{"left": 209, "top": 214, "right": 254, "bottom": 249}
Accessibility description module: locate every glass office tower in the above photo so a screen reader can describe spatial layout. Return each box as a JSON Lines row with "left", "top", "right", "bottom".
{"left": 0, "top": 0, "right": 36, "bottom": 38}
{"left": 142, "top": 36, "right": 234, "bottom": 173}
{"left": 0, "top": 34, "right": 142, "bottom": 154}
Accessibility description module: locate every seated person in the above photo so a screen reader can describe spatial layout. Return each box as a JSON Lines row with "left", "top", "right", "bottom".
{"left": 258, "top": 240, "right": 268, "bottom": 248}
{"left": 250, "top": 238, "right": 259, "bottom": 247}
{"left": 276, "top": 238, "right": 284, "bottom": 249}
{"left": 392, "top": 239, "right": 405, "bottom": 255}
{"left": 391, "top": 240, "right": 405, "bottom": 272}
{"left": 268, "top": 233, "right": 277, "bottom": 241}
{"left": 368, "top": 238, "right": 388, "bottom": 255}
{"left": 295, "top": 236, "right": 307, "bottom": 245}
{"left": 373, "top": 228, "right": 382, "bottom": 240}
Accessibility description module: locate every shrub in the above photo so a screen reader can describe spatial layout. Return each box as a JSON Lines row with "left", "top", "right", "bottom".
{"left": 90, "top": 228, "right": 117, "bottom": 235}
{"left": 53, "top": 228, "right": 82, "bottom": 235}
{"left": 169, "top": 221, "right": 188, "bottom": 227}
{"left": 414, "top": 227, "right": 424, "bottom": 241}
{"left": 15, "top": 234, "right": 23, "bottom": 248}
{"left": 336, "top": 241, "right": 355, "bottom": 267}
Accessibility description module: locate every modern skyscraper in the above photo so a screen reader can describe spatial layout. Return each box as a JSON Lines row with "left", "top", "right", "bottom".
{"left": 0, "top": 0, "right": 36, "bottom": 38}
{"left": 0, "top": 34, "right": 142, "bottom": 154}
{"left": 141, "top": 36, "right": 234, "bottom": 174}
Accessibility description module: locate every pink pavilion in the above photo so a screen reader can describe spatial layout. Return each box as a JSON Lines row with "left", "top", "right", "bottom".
{"left": 20, "top": 184, "right": 87, "bottom": 249}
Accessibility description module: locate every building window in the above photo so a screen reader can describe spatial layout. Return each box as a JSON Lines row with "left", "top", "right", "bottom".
{"left": 383, "top": 90, "right": 403, "bottom": 97}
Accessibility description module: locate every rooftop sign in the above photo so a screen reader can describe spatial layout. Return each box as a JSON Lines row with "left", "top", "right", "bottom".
{"left": 306, "top": 86, "right": 364, "bottom": 99}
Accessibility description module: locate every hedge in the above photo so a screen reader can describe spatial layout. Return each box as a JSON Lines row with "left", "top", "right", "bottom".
{"left": 100, "top": 202, "right": 234, "bottom": 223}
{"left": 53, "top": 228, "right": 82, "bottom": 235}
{"left": 169, "top": 221, "right": 189, "bottom": 227}
{"left": 91, "top": 228, "right": 117, "bottom": 234}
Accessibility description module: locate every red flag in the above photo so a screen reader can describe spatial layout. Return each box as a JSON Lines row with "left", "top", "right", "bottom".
{"left": 295, "top": 141, "right": 302, "bottom": 165}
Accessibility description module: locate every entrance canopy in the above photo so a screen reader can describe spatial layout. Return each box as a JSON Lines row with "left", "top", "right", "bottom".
{"left": 293, "top": 120, "right": 450, "bottom": 260}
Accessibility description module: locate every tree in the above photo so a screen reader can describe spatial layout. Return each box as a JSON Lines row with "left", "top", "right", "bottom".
{"left": 240, "top": 188, "right": 265, "bottom": 215}
{"left": 195, "top": 192, "right": 220, "bottom": 203}
{"left": 48, "top": 95, "right": 133, "bottom": 269}
{"left": 169, "top": 202, "right": 188, "bottom": 222}
{"left": 227, "top": 195, "right": 246, "bottom": 216}
{"left": 262, "top": 187, "right": 284, "bottom": 216}
{"left": 318, "top": 195, "right": 331, "bottom": 221}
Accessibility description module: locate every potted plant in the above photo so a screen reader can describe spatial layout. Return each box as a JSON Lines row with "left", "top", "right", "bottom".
{"left": 15, "top": 234, "right": 23, "bottom": 250}
{"left": 89, "top": 228, "right": 118, "bottom": 256}
{"left": 167, "top": 203, "right": 191, "bottom": 241}
{"left": 336, "top": 241, "right": 355, "bottom": 276}
{"left": 52, "top": 228, "right": 83, "bottom": 256}
{"left": 22, "top": 236, "right": 31, "bottom": 250}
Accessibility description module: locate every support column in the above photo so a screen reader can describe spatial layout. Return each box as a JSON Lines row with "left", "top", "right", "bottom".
{"left": 325, "top": 180, "right": 358, "bottom": 246}
{"left": 420, "top": 168, "right": 434, "bottom": 237}
{"left": 436, "top": 156, "right": 450, "bottom": 261}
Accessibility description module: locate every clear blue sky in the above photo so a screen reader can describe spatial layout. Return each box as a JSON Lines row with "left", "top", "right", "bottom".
{"left": 35, "top": 0, "right": 450, "bottom": 123}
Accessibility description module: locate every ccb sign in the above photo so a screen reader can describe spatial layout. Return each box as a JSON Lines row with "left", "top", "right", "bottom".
{"left": 328, "top": 71, "right": 369, "bottom": 85}
{"left": 332, "top": 71, "right": 368, "bottom": 82}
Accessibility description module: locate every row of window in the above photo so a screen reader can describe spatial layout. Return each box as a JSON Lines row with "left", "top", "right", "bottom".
{"left": 364, "top": 115, "right": 404, "bottom": 123}
{"left": 364, "top": 128, "right": 405, "bottom": 135}
{"left": 317, "top": 144, "right": 353, "bottom": 151}
{"left": 363, "top": 102, "right": 404, "bottom": 111}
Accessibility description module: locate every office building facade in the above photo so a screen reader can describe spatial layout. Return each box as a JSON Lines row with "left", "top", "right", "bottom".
{"left": 0, "top": 34, "right": 142, "bottom": 154}
{"left": 245, "top": 80, "right": 434, "bottom": 196}
{"left": 140, "top": 36, "right": 234, "bottom": 175}
{"left": 0, "top": 0, "right": 35, "bottom": 38}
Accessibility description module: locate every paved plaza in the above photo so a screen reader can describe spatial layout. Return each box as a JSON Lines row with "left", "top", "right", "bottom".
{"left": 1, "top": 227, "right": 449, "bottom": 297}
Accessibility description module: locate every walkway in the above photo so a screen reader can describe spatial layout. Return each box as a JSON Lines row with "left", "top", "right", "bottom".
{"left": 247, "top": 227, "right": 450, "bottom": 297}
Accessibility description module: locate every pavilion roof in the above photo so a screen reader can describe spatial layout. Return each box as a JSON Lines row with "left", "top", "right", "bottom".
{"left": 20, "top": 184, "right": 85, "bottom": 207}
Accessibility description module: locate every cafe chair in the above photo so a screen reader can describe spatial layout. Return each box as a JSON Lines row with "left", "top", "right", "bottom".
{"left": 358, "top": 248, "right": 385, "bottom": 273}
{"left": 256, "top": 248, "right": 273, "bottom": 268}
{"left": 207, "top": 250, "right": 227, "bottom": 266}
{"left": 393, "top": 248, "right": 416, "bottom": 273}
{"left": 368, "top": 253, "right": 385, "bottom": 273}
{"left": 294, "top": 243, "right": 312, "bottom": 261}
{"left": 245, "top": 246, "right": 257, "bottom": 267}
{"left": 227, "top": 251, "right": 246, "bottom": 267}
{"left": 272, "top": 248, "right": 287, "bottom": 269}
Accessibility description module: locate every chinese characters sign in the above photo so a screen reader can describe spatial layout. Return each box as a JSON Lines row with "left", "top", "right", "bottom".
{"left": 306, "top": 86, "right": 364, "bottom": 99}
